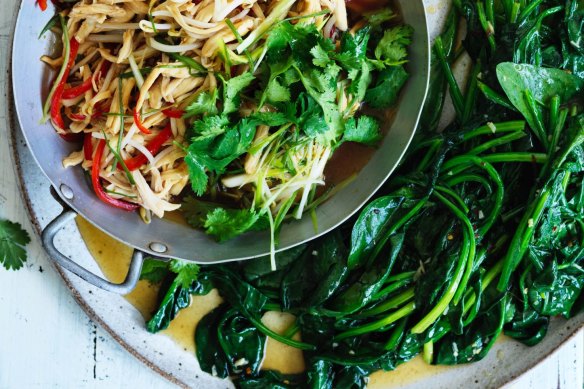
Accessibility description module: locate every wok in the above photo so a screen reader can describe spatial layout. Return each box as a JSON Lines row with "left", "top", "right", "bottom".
{"left": 11, "top": 0, "right": 430, "bottom": 293}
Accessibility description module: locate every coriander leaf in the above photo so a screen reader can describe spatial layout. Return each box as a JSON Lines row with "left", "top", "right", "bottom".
{"left": 185, "top": 153, "right": 209, "bottom": 196}
{"left": 311, "top": 44, "right": 332, "bottom": 68}
{"left": 0, "top": 219, "right": 30, "bottom": 271}
{"left": 169, "top": 259, "right": 200, "bottom": 289}
{"left": 140, "top": 258, "right": 170, "bottom": 284}
{"left": 181, "top": 196, "right": 223, "bottom": 228}
{"left": 336, "top": 27, "right": 371, "bottom": 70}
{"left": 267, "top": 22, "right": 332, "bottom": 72}
{"left": 192, "top": 114, "right": 229, "bottom": 138}
{"left": 222, "top": 72, "right": 255, "bottom": 114}
{"left": 210, "top": 119, "right": 257, "bottom": 159}
{"left": 374, "top": 25, "right": 413, "bottom": 65}
{"left": 265, "top": 77, "right": 291, "bottom": 103}
{"left": 204, "top": 208, "right": 267, "bottom": 242}
{"left": 297, "top": 93, "right": 329, "bottom": 137}
{"left": 343, "top": 115, "right": 381, "bottom": 146}
{"left": 348, "top": 61, "right": 372, "bottom": 103}
{"left": 250, "top": 111, "right": 292, "bottom": 127}
{"left": 184, "top": 90, "right": 218, "bottom": 118}
{"left": 363, "top": 8, "right": 395, "bottom": 27}
{"left": 296, "top": 66, "right": 344, "bottom": 143}
{"left": 186, "top": 118, "right": 258, "bottom": 195}
{"left": 365, "top": 65, "right": 409, "bottom": 109}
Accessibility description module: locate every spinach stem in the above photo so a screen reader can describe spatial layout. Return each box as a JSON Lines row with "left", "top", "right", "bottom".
{"left": 434, "top": 36, "right": 464, "bottom": 120}
{"left": 518, "top": 0, "right": 544, "bottom": 23}
{"left": 438, "top": 192, "right": 477, "bottom": 305}
{"left": 436, "top": 185, "right": 470, "bottom": 214}
{"left": 477, "top": 2, "right": 496, "bottom": 52}
{"left": 358, "top": 288, "right": 415, "bottom": 317}
{"left": 442, "top": 155, "right": 504, "bottom": 236}
{"left": 482, "top": 152, "right": 547, "bottom": 164}
{"left": 411, "top": 191, "right": 473, "bottom": 333}
{"left": 509, "top": 1, "right": 520, "bottom": 24}
{"left": 247, "top": 315, "right": 316, "bottom": 350}
{"left": 423, "top": 341, "right": 434, "bottom": 364}
{"left": 335, "top": 302, "right": 415, "bottom": 340}
{"left": 384, "top": 317, "right": 407, "bottom": 350}
{"left": 477, "top": 81, "right": 517, "bottom": 111}
{"left": 282, "top": 322, "right": 299, "bottom": 339}
{"left": 523, "top": 89, "right": 548, "bottom": 149}
{"left": 445, "top": 173, "right": 493, "bottom": 195}
{"left": 462, "top": 121, "right": 524, "bottom": 141}
{"left": 372, "top": 277, "right": 413, "bottom": 301}
{"left": 462, "top": 60, "right": 481, "bottom": 124}
{"left": 467, "top": 131, "right": 526, "bottom": 155}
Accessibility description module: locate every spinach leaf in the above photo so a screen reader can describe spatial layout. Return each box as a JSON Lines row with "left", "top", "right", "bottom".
{"left": 235, "top": 370, "right": 305, "bottom": 388}
{"left": 195, "top": 304, "right": 231, "bottom": 379}
{"left": 436, "top": 286, "right": 507, "bottom": 364}
{"left": 217, "top": 308, "right": 267, "bottom": 375}
{"left": 328, "top": 233, "right": 404, "bottom": 314}
{"left": 146, "top": 261, "right": 210, "bottom": 332}
{"left": 528, "top": 262, "right": 584, "bottom": 317}
{"left": 496, "top": 63, "right": 583, "bottom": 142}
{"left": 281, "top": 231, "right": 348, "bottom": 309}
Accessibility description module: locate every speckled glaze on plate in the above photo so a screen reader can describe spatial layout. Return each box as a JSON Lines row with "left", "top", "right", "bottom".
{"left": 7, "top": 0, "right": 583, "bottom": 388}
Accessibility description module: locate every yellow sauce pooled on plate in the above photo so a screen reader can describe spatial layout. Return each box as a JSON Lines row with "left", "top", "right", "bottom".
{"left": 76, "top": 216, "right": 452, "bottom": 386}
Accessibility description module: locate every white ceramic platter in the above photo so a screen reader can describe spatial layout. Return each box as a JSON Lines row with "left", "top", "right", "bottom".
{"left": 7, "top": 0, "right": 584, "bottom": 388}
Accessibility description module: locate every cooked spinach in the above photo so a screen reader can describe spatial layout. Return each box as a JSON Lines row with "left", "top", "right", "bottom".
{"left": 142, "top": 1, "right": 584, "bottom": 386}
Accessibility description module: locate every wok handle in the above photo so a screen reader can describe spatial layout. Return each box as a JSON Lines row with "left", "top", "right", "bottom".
{"left": 41, "top": 209, "right": 145, "bottom": 294}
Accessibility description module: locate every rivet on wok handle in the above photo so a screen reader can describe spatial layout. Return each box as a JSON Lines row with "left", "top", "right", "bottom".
{"left": 149, "top": 242, "right": 168, "bottom": 253}
{"left": 59, "top": 184, "right": 74, "bottom": 200}
{"left": 41, "top": 208, "right": 145, "bottom": 294}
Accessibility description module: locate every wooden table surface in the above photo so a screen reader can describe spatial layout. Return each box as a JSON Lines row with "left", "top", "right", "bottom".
{"left": 0, "top": 0, "right": 582, "bottom": 388}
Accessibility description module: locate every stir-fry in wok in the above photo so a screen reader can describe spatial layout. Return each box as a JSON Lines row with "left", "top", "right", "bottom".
{"left": 41, "top": 0, "right": 411, "bottom": 246}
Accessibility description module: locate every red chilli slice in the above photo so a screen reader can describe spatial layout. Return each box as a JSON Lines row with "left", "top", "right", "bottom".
{"left": 92, "top": 139, "right": 139, "bottom": 211}
{"left": 124, "top": 124, "right": 173, "bottom": 171}
{"left": 50, "top": 37, "right": 80, "bottom": 132}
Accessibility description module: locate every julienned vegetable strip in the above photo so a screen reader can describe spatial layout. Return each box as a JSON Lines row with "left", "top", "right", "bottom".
{"left": 42, "top": 15, "right": 71, "bottom": 122}
{"left": 133, "top": 108, "right": 152, "bottom": 134}
{"left": 49, "top": 36, "right": 79, "bottom": 131}
{"left": 61, "top": 77, "right": 92, "bottom": 99}
{"left": 92, "top": 140, "right": 139, "bottom": 211}
{"left": 123, "top": 124, "right": 173, "bottom": 171}
{"left": 162, "top": 108, "right": 185, "bottom": 118}
{"left": 83, "top": 133, "right": 93, "bottom": 161}
{"left": 236, "top": 0, "right": 296, "bottom": 53}
{"left": 62, "top": 61, "right": 110, "bottom": 99}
